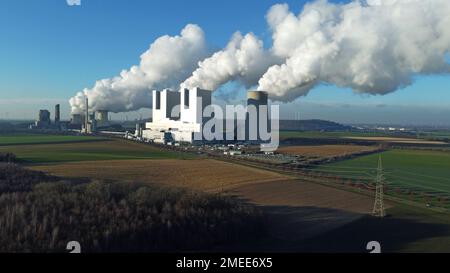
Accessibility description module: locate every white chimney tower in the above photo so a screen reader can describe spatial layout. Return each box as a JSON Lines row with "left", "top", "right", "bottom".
{"left": 85, "top": 97, "right": 89, "bottom": 134}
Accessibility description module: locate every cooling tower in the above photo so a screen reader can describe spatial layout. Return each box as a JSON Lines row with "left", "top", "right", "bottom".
{"left": 246, "top": 91, "right": 269, "bottom": 142}
{"left": 71, "top": 114, "right": 82, "bottom": 125}
{"left": 96, "top": 110, "right": 109, "bottom": 124}
{"left": 247, "top": 91, "right": 268, "bottom": 105}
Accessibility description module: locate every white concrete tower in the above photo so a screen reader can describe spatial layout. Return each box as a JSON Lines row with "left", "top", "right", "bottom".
{"left": 152, "top": 89, "right": 181, "bottom": 122}
{"left": 180, "top": 87, "right": 212, "bottom": 125}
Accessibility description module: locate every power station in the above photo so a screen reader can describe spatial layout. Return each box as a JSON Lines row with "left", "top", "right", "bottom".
{"left": 141, "top": 87, "right": 212, "bottom": 143}
{"left": 68, "top": 102, "right": 109, "bottom": 133}
{"left": 96, "top": 110, "right": 109, "bottom": 127}
{"left": 31, "top": 106, "right": 68, "bottom": 130}
{"left": 30, "top": 100, "right": 109, "bottom": 133}
{"left": 32, "top": 86, "right": 271, "bottom": 142}
{"left": 139, "top": 87, "right": 270, "bottom": 144}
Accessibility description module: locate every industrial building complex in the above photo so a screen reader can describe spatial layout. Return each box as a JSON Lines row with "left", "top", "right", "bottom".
{"left": 31, "top": 100, "right": 110, "bottom": 133}
{"left": 30, "top": 87, "right": 273, "bottom": 147}
{"left": 138, "top": 87, "right": 270, "bottom": 145}
{"left": 30, "top": 104, "right": 70, "bottom": 131}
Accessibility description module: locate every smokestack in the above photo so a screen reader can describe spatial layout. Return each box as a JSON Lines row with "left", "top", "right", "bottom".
{"left": 55, "top": 104, "right": 60, "bottom": 124}
{"left": 85, "top": 97, "right": 89, "bottom": 134}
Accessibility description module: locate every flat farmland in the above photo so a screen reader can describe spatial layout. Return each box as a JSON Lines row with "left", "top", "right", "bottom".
{"left": 31, "top": 159, "right": 383, "bottom": 246}
{"left": 343, "top": 136, "right": 448, "bottom": 145}
{"left": 317, "top": 149, "right": 450, "bottom": 195}
{"left": 0, "top": 139, "right": 190, "bottom": 163}
{"left": 279, "top": 131, "right": 390, "bottom": 140}
{"left": 228, "top": 179, "right": 386, "bottom": 250}
{"left": 0, "top": 134, "right": 105, "bottom": 145}
{"left": 26, "top": 142, "right": 450, "bottom": 252}
{"left": 31, "top": 159, "right": 291, "bottom": 191}
{"left": 277, "top": 145, "right": 378, "bottom": 157}
{"left": 279, "top": 130, "right": 450, "bottom": 145}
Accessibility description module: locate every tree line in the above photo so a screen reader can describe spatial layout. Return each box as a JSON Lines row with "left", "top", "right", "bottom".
{"left": 0, "top": 160, "right": 264, "bottom": 252}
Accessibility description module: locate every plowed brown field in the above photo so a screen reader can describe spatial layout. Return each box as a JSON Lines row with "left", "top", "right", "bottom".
{"left": 32, "top": 158, "right": 400, "bottom": 251}
{"left": 31, "top": 159, "right": 291, "bottom": 192}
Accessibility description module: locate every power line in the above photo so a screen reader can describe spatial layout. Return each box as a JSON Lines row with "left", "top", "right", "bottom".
{"left": 373, "top": 156, "right": 386, "bottom": 217}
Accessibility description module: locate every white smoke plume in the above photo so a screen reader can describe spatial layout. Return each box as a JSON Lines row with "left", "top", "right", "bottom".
{"left": 69, "top": 24, "right": 209, "bottom": 114}
{"left": 66, "top": 0, "right": 81, "bottom": 6}
{"left": 258, "top": 0, "right": 450, "bottom": 101}
{"left": 71, "top": 0, "right": 450, "bottom": 112}
{"left": 181, "top": 32, "right": 279, "bottom": 92}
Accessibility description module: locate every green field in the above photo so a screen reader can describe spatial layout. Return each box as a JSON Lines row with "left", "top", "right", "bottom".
{"left": 420, "top": 131, "right": 450, "bottom": 140}
{"left": 280, "top": 130, "right": 393, "bottom": 139}
{"left": 0, "top": 139, "right": 192, "bottom": 163}
{"left": 0, "top": 134, "right": 106, "bottom": 146}
{"left": 317, "top": 149, "right": 450, "bottom": 195}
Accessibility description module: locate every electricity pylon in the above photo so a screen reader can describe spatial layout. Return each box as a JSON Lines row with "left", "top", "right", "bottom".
{"left": 372, "top": 156, "right": 386, "bottom": 217}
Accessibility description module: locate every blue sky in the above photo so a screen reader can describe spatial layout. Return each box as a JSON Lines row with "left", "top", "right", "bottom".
{"left": 0, "top": 0, "right": 449, "bottom": 125}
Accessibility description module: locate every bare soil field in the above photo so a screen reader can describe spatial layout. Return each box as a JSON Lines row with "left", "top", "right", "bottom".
{"left": 224, "top": 180, "right": 379, "bottom": 251}
{"left": 233, "top": 180, "right": 375, "bottom": 213}
{"left": 33, "top": 159, "right": 378, "bottom": 250}
{"left": 31, "top": 159, "right": 291, "bottom": 192}
{"left": 277, "top": 144, "right": 378, "bottom": 157}
{"left": 343, "top": 136, "right": 448, "bottom": 145}
{"left": 32, "top": 158, "right": 446, "bottom": 252}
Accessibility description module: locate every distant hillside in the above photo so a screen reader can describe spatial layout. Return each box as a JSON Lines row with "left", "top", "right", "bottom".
{"left": 279, "top": 119, "right": 353, "bottom": 131}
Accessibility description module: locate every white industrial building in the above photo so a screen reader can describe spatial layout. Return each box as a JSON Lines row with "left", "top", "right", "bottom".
{"left": 141, "top": 87, "right": 270, "bottom": 145}
{"left": 142, "top": 87, "right": 212, "bottom": 144}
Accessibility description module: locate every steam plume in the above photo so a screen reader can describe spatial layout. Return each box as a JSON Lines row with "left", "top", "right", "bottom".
{"left": 71, "top": 0, "right": 450, "bottom": 112}
{"left": 258, "top": 0, "right": 450, "bottom": 100}
{"left": 181, "top": 32, "right": 278, "bottom": 92}
{"left": 69, "top": 24, "right": 209, "bottom": 114}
